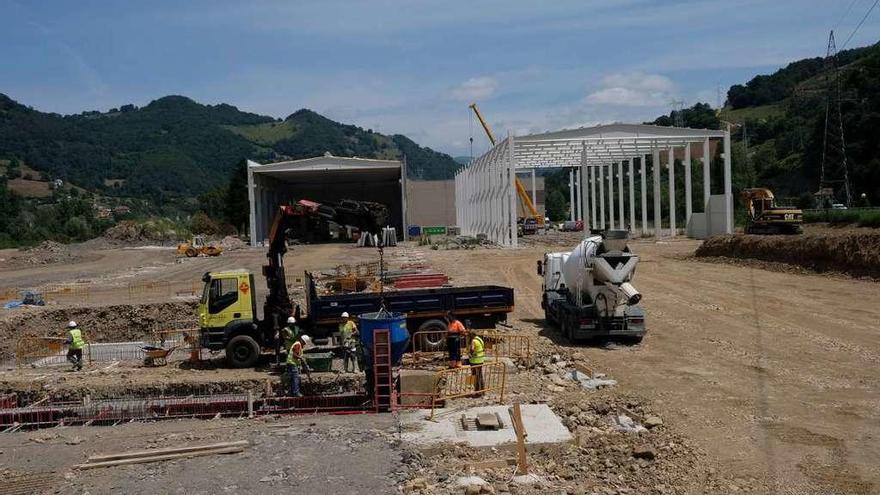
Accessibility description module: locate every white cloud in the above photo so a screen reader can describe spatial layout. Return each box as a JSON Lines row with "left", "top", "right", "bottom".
{"left": 449, "top": 76, "right": 498, "bottom": 102}
{"left": 584, "top": 72, "right": 674, "bottom": 107}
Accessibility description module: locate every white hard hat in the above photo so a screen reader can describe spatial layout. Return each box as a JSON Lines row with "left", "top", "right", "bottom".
{"left": 341, "top": 312, "right": 350, "bottom": 318}
{"left": 68, "top": 321, "right": 77, "bottom": 328}
{"left": 301, "top": 335, "right": 314, "bottom": 348}
{"left": 287, "top": 316, "right": 296, "bottom": 324}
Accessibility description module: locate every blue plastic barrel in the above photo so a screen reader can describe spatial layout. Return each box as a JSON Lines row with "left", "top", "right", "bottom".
{"left": 359, "top": 310, "right": 409, "bottom": 366}
{"left": 407, "top": 225, "right": 421, "bottom": 238}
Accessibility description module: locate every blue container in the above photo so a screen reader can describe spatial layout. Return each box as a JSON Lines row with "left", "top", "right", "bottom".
{"left": 407, "top": 225, "right": 421, "bottom": 238}
{"left": 359, "top": 310, "right": 410, "bottom": 366}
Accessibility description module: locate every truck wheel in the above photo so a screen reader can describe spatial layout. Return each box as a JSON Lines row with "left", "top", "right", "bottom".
{"left": 185, "top": 247, "right": 198, "bottom": 257}
{"left": 226, "top": 335, "right": 260, "bottom": 368}
{"left": 416, "top": 319, "right": 447, "bottom": 350}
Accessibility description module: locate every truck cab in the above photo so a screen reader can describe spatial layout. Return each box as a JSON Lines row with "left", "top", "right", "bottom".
{"left": 199, "top": 270, "right": 264, "bottom": 367}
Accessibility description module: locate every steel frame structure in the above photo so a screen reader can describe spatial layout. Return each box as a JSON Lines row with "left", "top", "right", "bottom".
{"left": 455, "top": 124, "right": 731, "bottom": 245}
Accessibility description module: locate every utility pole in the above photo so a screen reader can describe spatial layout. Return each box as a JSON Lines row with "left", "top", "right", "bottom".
{"left": 819, "top": 30, "right": 853, "bottom": 206}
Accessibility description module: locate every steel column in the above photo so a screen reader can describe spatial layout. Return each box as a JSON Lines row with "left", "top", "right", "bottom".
{"left": 723, "top": 128, "right": 732, "bottom": 234}
{"left": 684, "top": 143, "right": 692, "bottom": 228}
{"left": 569, "top": 168, "right": 575, "bottom": 222}
{"left": 607, "top": 164, "right": 615, "bottom": 229}
{"left": 703, "top": 137, "right": 711, "bottom": 209}
{"left": 652, "top": 148, "right": 661, "bottom": 237}
{"left": 668, "top": 147, "right": 676, "bottom": 236}
{"left": 617, "top": 161, "right": 625, "bottom": 230}
{"left": 598, "top": 165, "right": 606, "bottom": 229}
{"left": 590, "top": 165, "right": 597, "bottom": 228}
{"left": 628, "top": 158, "right": 636, "bottom": 233}
{"left": 640, "top": 155, "right": 648, "bottom": 235}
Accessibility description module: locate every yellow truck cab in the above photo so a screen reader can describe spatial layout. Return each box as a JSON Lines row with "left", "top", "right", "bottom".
{"left": 199, "top": 270, "right": 261, "bottom": 366}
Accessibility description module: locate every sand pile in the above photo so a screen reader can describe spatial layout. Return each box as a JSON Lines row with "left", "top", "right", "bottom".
{"left": 695, "top": 232, "right": 880, "bottom": 279}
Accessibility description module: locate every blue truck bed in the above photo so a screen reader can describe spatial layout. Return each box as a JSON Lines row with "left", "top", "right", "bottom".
{"left": 304, "top": 272, "right": 514, "bottom": 333}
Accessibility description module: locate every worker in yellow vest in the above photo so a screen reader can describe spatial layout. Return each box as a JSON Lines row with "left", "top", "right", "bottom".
{"left": 65, "top": 321, "right": 86, "bottom": 371}
{"left": 339, "top": 312, "right": 359, "bottom": 373}
{"left": 286, "top": 336, "right": 305, "bottom": 397}
{"left": 469, "top": 333, "right": 486, "bottom": 394}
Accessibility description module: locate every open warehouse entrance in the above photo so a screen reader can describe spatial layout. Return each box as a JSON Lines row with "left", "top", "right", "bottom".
{"left": 247, "top": 154, "right": 405, "bottom": 245}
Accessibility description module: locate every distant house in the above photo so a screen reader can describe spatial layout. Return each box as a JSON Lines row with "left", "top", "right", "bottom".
{"left": 112, "top": 205, "right": 131, "bottom": 216}
{"left": 94, "top": 205, "right": 112, "bottom": 219}
{"left": 52, "top": 179, "right": 64, "bottom": 189}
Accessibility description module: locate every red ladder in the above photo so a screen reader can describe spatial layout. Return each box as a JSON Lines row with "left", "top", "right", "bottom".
{"left": 372, "top": 329, "right": 393, "bottom": 412}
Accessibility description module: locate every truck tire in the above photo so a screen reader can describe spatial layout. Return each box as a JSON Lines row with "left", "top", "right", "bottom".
{"left": 416, "top": 319, "right": 447, "bottom": 350}
{"left": 185, "top": 247, "right": 198, "bottom": 257}
{"left": 226, "top": 335, "right": 260, "bottom": 368}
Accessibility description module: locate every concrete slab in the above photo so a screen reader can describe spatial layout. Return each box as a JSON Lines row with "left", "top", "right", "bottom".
{"left": 400, "top": 404, "right": 572, "bottom": 448}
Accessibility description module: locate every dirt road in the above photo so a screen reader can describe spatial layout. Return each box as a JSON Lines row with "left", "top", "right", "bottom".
{"left": 2, "top": 236, "right": 878, "bottom": 493}
{"left": 427, "top": 237, "right": 880, "bottom": 494}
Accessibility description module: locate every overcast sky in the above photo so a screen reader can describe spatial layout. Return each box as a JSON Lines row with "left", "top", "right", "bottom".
{"left": 3, "top": 1, "right": 879, "bottom": 156}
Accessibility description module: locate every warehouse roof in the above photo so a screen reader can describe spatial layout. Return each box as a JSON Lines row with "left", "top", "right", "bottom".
{"left": 506, "top": 123, "right": 725, "bottom": 169}
{"left": 249, "top": 154, "right": 401, "bottom": 182}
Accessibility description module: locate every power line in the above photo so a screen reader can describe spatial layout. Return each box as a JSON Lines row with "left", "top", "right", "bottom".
{"left": 834, "top": 0, "right": 861, "bottom": 32}
{"left": 841, "top": 0, "right": 880, "bottom": 49}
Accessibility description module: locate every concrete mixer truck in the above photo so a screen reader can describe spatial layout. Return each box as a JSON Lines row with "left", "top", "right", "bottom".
{"left": 537, "top": 230, "right": 646, "bottom": 343}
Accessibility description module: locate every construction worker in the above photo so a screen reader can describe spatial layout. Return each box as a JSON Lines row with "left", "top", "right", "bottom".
{"left": 339, "top": 312, "right": 359, "bottom": 373}
{"left": 446, "top": 311, "right": 465, "bottom": 368}
{"left": 286, "top": 336, "right": 305, "bottom": 397}
{"left": 282, "top": 316, "right": 300, "bottom": 350}
{"left": 468, "top": 332, "right": 486, "bottom": 394}
{"left": 64, "top": 321, "right": 86, "bottom": 371}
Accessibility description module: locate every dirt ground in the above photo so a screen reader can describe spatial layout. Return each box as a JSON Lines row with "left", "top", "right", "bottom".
{"left": 1, "top": 234, "right": 878, "bottom": 494}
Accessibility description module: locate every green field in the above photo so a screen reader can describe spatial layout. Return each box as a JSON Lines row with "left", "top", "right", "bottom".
{"left": 803, "top": 209, "right": 880, "bottom": 228}
{"left": 718, "top": 103, "right": 785, "bottom": 124}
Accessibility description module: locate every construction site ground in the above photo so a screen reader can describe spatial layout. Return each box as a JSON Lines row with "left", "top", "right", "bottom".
{"left": 1, "top": 228, "right": 878, "bottom": 494}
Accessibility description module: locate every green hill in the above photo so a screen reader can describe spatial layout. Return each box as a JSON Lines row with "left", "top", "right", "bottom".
{"left": 0, "top": 94, "right": 461, "bottom": 202}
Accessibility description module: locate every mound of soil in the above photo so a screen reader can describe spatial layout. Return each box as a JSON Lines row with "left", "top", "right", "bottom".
{"left": 3, "top": 241, "right": 82, "bottom": 268}
{"left": 220, "top": 236, "right": 247, "bottom": 251}
{"left": 695, "top": 232, "right": 880, "bottom": 279}
{"left": 0, "top": 301, "right": 196, "bottom": 360}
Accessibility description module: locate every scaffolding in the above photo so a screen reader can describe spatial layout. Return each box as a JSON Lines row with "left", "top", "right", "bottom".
{"left": 455, "top": 124, "right": 732, "bottom": 243}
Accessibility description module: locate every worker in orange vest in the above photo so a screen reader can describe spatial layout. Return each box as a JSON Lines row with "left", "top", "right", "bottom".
{"left": 446, "top": 311, "right": 465, "bottom": 368}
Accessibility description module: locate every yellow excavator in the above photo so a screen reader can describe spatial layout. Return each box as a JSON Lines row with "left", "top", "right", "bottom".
{"left": 741, "top": 188, "right": 803, "bottom": 235}
{"left": 469, "top": 103, "right": 545, "bottom": 233}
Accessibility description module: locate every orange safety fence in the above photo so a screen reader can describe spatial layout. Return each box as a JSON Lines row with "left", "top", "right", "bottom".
{"left": 127, "top": 281, "right": 171, "bottom": 300}
{"left": 430, "top": 361, "right": 506, "bottom": 418}
{"left": 44, "top": 283, "right": 92, "bottom": 303}
{"left": 15, "top": 336, "right": 92, "bottom": 368}
{"left": 407, "top": 330, "right": 532, "bottom": 364}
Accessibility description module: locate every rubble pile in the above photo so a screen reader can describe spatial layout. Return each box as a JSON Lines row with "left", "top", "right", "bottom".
{"left": 10, "top": 241, "right": 80, "bottom": 266}
{"left": 220, "top": 236, "right": 248, "bottom": 251}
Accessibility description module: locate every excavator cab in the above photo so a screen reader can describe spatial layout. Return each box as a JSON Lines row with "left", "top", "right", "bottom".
{"left": 741, "top": 188, "right": 803, "bottom": 235}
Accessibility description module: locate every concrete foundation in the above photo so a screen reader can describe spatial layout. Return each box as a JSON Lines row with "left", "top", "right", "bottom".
{"left": 400, "top": 404, "right": 572, "bottom": 447}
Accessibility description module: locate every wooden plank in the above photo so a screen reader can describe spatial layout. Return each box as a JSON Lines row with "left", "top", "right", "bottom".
{"left": 76, "top": 446, "right": 244, "bottom": 470}
{"left": 86, "top": 440, "right": 249, "bottom": 463}
{"left": 509, "top": 402, "right": 529, "bottom": 475}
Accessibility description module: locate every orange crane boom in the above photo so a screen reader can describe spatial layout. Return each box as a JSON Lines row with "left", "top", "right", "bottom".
{"left": 468, "top": 103, "right": 544, "bottom": 227}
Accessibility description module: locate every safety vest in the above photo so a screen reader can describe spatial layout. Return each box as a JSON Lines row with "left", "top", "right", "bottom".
{"left": 282, "top": 325, "right": 299, "bottom": 347}
{"left": 69, "top": 329, "right": 85, "bottom": 350}
{"left": 340, "top": 320, "right": 357, "bottom": 342}
{"left": 286, "top": 341, "right": 302, "bottom": 366}
{"left": 470, "top": 336, "right": 485, "bottom": 364}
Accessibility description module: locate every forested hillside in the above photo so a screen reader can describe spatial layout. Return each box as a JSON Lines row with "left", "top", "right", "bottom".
{"left": 0, "top": 94, "right": 461, "bottom": 201}
{"left": 0, "top": 93, "right": 461, "bottom": 246}
{"left": 543, "top": 41, "right": 880, "bottom": 222}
